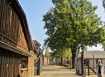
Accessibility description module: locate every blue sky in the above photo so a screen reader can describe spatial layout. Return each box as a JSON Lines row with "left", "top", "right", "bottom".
{"left": 18, "top": 0, "right": 53, "bottom": 45}
{"left": 18, "top": 0, "right": 105, "bottom": 51}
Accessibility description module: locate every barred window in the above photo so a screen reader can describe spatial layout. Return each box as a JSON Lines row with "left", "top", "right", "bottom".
{"left": 21, "top": 60, "right": 28, "bottom": 68}
{"left": 84, "top": 59, "right": 89, "bottom": 66}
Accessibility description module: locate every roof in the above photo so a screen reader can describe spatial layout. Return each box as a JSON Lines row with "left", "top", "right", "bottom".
{"left": 8, "top": 0, "right": 33, "bottom": 50}
{"left": 77, "top": 51, "right": 105, "bottom": 58}
{"left": 32, "top": 40, "right": 41, "bottom": 53}
{"left": 32, "top": 40, "right": 41, "bottom": 46}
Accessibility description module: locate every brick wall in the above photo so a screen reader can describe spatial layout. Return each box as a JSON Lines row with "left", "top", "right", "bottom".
{"left": 42, "top": 55, "right": 49, "bottom": 65}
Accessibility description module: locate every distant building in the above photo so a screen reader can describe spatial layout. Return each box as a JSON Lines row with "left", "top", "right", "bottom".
{"left": 55, "top": 58, "right": 71, "bottom": 65}
{"left": 42, "top": 55, "right": 50, "bottom": 65}
{"left": 32, "top": 40, "right": 42, "bottom": 74}
{"left": 76, "top": 51, "right": 105, "bottom": 69}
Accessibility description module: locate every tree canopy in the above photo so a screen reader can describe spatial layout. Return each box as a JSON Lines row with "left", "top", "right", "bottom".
{"left": 51, "top": 48, "right": 72, "bottom": 58}
{"left": 45, "top": 48, "right": 50, "bottom": 58}
{"left": 45, "top": 48, "right": 50, "bottom": 64}
{"left": 43, "top": 0, "right": 105, "bottom": 68}
{"left": 50, "top": 48, "right": 72, "bottom": 65}
{"left": 43, "top": 0, "right": 105, "bottom": 49}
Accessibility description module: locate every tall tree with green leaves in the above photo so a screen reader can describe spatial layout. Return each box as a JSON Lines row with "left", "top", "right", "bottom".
{"left": 45, "top": 48, "right": 50, "bottom": 64}
{"left": 102, "top": 41, "right": 105, "bottom": 51}
{"left": 64, "top": 48, "right": 72, "bottom": 59}
{"left": 84, "top": 45, "right": 87, "bottom": 51}
{"left": 50, "top": 48, "right": 72, "bottom": 65}
{"left": 43, "top": 0, "right": 105, "bottom": 68}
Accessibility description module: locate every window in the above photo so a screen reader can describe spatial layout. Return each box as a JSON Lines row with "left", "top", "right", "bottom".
{"left": 84, "top": 59, "right": 89, "bottom": 66}
{"left": 21, "top": 60, "right": 28, "bottom": 68}
{"left": 96, "top": 59, "right": 102, "bottom": 64}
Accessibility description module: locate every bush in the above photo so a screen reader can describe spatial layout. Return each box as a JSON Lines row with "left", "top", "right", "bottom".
{"left": 64, "top": 64, "right": 71, "bottom": 68}
{"left": 64, "top": 64, "right": 68, "bottom": 67}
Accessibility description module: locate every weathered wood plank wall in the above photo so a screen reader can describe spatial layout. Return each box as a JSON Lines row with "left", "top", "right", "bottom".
{"left": 0, "top": 48, "right": 22, "bottom": 77}
{"left": 0, "top": 0, "right": 31, "bottom": 77}
{"left": 0, "top": 0, "right": 29, "bottom": 52}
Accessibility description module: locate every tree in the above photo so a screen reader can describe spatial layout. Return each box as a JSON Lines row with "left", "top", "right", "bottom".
{"left": 43, "top": 0, "right": 105, "bottom": 68}
{"left": 45, "top": 48, "right": 50, "bottom": 64}
{"left": 102, "top": 41, "right": 105, "bottom": 51}
{"left": 84, "top": 45, "right": 87, "bottom": 51}
{"left": 50, "top": 48, "right": 72, "bottom": 65}
{"left": 64, "top": 48, "right": 72, "bottom": 59}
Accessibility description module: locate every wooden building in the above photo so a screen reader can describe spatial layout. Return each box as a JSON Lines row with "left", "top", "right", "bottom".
{"left": 76, "top": 51, "right": 105, "bottom": 74}
{"left": 77, "top": 51, "right": 105, "bottom": 68}
{"left": 0, "top": 0, "right": 37, "bottom": 77}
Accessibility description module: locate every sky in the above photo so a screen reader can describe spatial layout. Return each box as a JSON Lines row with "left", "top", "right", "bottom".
{"left": 18, "top": 0, "right": 105, "bottom": 51}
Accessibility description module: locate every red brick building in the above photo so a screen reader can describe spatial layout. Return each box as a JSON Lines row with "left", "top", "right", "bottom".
{"left": 32, "top": 40, "right": 42, "bottom": 74}
{"left": 42, "top": 55, "right": 50, "bottom": 65}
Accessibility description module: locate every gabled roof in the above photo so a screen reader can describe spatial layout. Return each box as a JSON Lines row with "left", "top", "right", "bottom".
{"left": 78, "top": 51, "right": 105, "bottom": 58}
{"left": 32, "top": 40, "right": 41, "bottom": 46}
{"left": 32, "top": 40, "right": 41, "bottom": 53}
{"left": 9, "top": 0, "right": 33, "bottom": 50}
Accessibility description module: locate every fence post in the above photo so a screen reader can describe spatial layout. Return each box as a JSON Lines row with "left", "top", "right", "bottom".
{"left": 88, "top": 64, "right": 90, "bottom": 76}
{"left": 84, "top": 64, "right": 86, "bottom": 77}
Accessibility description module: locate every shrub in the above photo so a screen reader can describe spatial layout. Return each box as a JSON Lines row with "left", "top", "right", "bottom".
{"left": 64, "top": 64, "right": 71, "bottom": 68}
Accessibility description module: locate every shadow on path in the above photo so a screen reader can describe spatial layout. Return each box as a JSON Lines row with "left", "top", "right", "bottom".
{"left": 40, "top": 65, "right": 81, "bottom": 77}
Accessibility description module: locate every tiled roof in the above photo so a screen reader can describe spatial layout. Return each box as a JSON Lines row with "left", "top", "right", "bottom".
{"left": 32, "top": 40, "right": 41, "bottom": 46}
{"left": 77, "top": 51, "right": 105, "bottom": 58}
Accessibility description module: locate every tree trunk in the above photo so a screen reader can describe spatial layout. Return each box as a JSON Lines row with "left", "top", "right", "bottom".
{"left": 72, "top": 53, "right": 76, "bottom": 68}
{"left": 56, "top": 56, "right": 57, "bottom": 65}
{"left": 71, "top": 46, "right": 77, "bottom": 69}
{"left": 61, "top": 56, "right": 63, "bottom": 65}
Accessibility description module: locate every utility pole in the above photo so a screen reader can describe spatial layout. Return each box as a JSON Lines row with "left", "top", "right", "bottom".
{"left": 81, "top": 44, "right": 85, "bottom": 77}
{"left": 36, "top": 26, "right": 59, "bottom": 75}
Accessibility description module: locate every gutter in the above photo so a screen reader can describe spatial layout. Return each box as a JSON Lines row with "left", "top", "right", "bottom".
{"left": 0, "top": 40, "right": 35, "bottom": 57}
